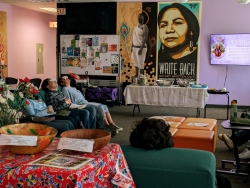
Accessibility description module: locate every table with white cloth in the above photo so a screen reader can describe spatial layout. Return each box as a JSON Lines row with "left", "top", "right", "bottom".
{"left": 123, "top": 85, "right": 209, "bottom": 117}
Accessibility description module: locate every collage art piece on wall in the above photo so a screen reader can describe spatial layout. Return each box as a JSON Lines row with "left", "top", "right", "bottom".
{"left": 60, "top": 35, "right": 120, "bottom": 76}
{"left": 0, "top": 11, "right": 8, "bottom": 78}
{"left": 117, "top": 1, "right": 201, "bottom": 83}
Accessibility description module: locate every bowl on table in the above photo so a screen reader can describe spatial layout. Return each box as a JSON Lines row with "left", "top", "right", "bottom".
{"left": 60, "top": 129, "right": 111, "bottom": 152}
{"left": 163, "top": 80, "right": 173, "bottom": 86}
{"left": 178, "top": 81, "right": 190, "bottom": 87}
{"left": 156, "top": 80, "right": 164, "bottom": 86}
{"left": 0, "top": 123, "right": 58, "bottom": 154}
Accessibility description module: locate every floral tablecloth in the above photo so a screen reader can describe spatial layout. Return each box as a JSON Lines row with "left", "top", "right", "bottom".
{"left": 0, "top": 143, "right": 136, "bottom": 188}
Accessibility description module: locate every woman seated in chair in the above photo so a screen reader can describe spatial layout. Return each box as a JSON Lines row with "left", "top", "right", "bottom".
{"left": 24, "top": 95, "right": 76, "bottom": 136}
{"left": 19, "top": 82, "right": 78, "bottom": 136}
{"left": 41, "top": 78, "right": 97, "bottom": 130}
{"left": 59, "top": 76, "right": 122, "bottom": 135}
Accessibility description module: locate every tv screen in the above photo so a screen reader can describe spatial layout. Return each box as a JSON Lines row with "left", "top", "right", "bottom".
{"left": 210, "top": 34, "right": 250, "bottom": 65}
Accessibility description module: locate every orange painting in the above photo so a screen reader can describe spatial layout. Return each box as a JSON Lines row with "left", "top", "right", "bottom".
{"left": 0, "top": 11, "right": 7, "bottom": 77}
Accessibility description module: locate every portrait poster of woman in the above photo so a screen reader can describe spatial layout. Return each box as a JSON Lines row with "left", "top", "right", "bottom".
{"left": 157, "top": 2, "right": 201, "bottom": 81}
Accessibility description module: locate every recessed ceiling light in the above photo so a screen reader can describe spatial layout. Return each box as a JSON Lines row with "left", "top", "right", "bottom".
{"left": 39, "top": 8, "right": 57, "bottom": 12}
{"left": 28, "top": 0, "right": 56, "bottom": 2}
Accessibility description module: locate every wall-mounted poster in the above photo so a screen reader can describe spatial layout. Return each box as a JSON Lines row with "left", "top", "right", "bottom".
{"left": 60, "top": 35, "right": 120, "bottom": 76}
{"left": 0, "top": 11, "right": 8, "bottom": 77}
{"left": 157, "top": 2, "right": 201, "bottom": 81}
{"left": 117, "top": 2, "right": 158, "bottom": 83}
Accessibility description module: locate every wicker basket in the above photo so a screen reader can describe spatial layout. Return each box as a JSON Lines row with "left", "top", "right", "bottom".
{"left": 60, "top": 129, "right": 111, "bottom": 152}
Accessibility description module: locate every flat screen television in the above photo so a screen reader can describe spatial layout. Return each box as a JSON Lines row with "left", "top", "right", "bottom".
{"left": 210, "top": 34, "right": 250, "bottom": 65}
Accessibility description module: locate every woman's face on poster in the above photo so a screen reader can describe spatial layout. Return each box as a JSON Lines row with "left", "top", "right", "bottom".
{"left": 159, "top": 8, "right": 188, "bottom": 48}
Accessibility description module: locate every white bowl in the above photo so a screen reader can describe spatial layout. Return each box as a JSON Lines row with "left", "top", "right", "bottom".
{"left": 156, "top": 80, "right": 164, "bottom": 86}
{"left": 164, "top": 80, "right": 173, "bottom": 86}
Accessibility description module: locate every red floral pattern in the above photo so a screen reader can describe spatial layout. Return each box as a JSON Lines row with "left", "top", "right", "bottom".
{"left": 0, "top": 143, "right": 136, "bottom": 188}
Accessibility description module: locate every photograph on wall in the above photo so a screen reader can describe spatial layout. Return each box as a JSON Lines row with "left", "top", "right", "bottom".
{"left": 67, "top": 47, "right": 73, "bottom": 56}
{"left": 86, "top": 38, "right": 92, "bottom": 46}
{"left": 92, "top": 36, "right": 99, "bottom": 46}
{"left": 103, "top": 66, "right": 112, "bottom": 73}
{"left": 100, "top": 35, "right": 108, "bottom": 43}
{"left": 100, "top": 43, "right": 108, "bottom": 53}
{"left": 74, "top": 47, "right": 80, "bottom": 56}
{"left": 80, "top": 37, "right": 86, "bottom": 47}
{"left": 157, "top": 2, "right": 201, "bottom": 81}
{"left": 108, "top": 44, "right": 118, "bottom": 52}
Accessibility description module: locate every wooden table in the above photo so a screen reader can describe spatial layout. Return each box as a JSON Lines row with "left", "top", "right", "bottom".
{"left": 123, "top": 85, "right": 209, "bottom": 117}
{"left": 0, "top": 143, "right": 135, "bottom": 187}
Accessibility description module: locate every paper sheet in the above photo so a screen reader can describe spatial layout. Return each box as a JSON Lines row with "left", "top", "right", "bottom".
{"left": 0, "top": 134, "right": 37, "bottom": 146}
{"left": 57, "top": 138, "right": 94, "bottom": 153}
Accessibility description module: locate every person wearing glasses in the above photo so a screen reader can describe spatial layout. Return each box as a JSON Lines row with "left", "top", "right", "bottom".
{"left": 41, "top": 78, "right": 97, "bottom": 129}
{"left": 59, "top": 76, "right": 123, "bottom": 135}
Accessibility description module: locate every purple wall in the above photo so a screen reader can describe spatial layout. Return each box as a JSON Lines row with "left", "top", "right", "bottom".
{"left": 200, "top": 0, "right": 250, "bottom": 106}
{"left": 0, "top": 3, "right": 57, "bottom": 81}
{"left": 1, "top": 0, "right": 250, "bottom": 105}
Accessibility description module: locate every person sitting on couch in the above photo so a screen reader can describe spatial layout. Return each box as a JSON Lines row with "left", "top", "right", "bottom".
{"left": 41, "top": 78, "right": 97, "bottom": 129}
{"left": 59, "top": 76, "right": 123, "bottom": 134}
{"left": 24, "top": 94, "right": 75, "bottom": 136}
{"left": 129, "top": 117, "right": 232, "bottom": 188}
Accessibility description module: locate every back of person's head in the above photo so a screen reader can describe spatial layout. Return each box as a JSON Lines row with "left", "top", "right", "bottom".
{"left": 130, "top": 118, "right": 174, "bottom": 150}
{"left": 41, "top": 78, "right": 49, "bottom": 92}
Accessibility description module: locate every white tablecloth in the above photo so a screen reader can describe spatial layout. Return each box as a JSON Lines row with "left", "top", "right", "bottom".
{"left": 123, "top": 85, "right": 209, "bottom": 108}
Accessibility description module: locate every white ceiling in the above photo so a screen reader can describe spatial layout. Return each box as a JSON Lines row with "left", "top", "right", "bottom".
{"left": 0, "top": 0, "right": 57, "bottom": 15}
{"left": 0, "top": 0, "right": 172, "bottom": 16}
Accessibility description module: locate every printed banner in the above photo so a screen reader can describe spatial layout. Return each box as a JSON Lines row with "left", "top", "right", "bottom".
{"left": 0, "top": 11, "right": 8, "bottom": 77}
{"left": 157, "top": 2, "right": 201, "bottom": 81}
{"left": 117, "top": 2, "right": 157, "bottom": 83}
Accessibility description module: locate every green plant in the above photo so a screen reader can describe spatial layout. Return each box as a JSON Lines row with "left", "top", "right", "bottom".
{"left": 0, "top": 77, "right": 38, "bottom": 127}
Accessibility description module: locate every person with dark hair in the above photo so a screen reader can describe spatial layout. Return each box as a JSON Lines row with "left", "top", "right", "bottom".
{"left": 131, "top": 13, "right": 149, "bottom": 78}
{"left": 24, "top": 95, "right": 75, "bottom": 136}
{"left": 129, "top": 117, "right": 232, "bottom": 188}
{"left": 158, "top": 3, "right": 200, "bottom": 62}
{"left": 41, "top": 78, "right": 97, "bottom": 129}
{"left": 130, "top": 118, "right": 174, "bottom": 150}
{"left": 59, "top": 76, "right": 122, "bottom": 136}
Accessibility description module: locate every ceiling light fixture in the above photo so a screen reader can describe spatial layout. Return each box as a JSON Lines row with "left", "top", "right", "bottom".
{"left": 29, "top": 0, "right": 56, "bottom": 2}
{"left": 237, "top": 0, "right": 250, "bottom": 4}
{"left": 175, "top": 0, "right": 188, "bottom": 3}
{"left": 39, "top": 8, "right": 57, "bottom": 12}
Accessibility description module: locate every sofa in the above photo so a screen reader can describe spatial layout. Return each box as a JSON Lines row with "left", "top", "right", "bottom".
{"left": 121, "top": 145, "right": 217, "bottom": 188}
